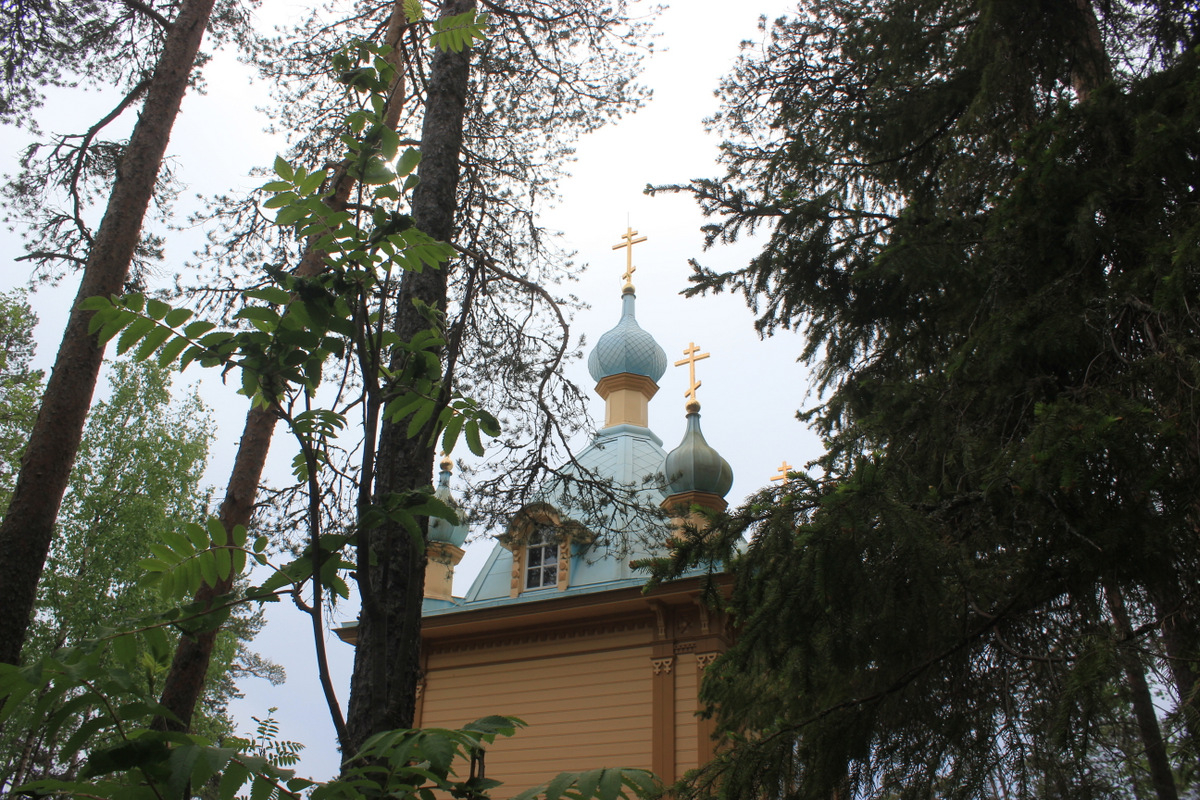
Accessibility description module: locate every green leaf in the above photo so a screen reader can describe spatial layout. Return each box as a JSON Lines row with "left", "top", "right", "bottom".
{"left": 275, "top": 204, "right": 307, "bottom": 226}
{"left": 244, "top": 287, "right": 293, "bottom": 306}
{"left": 145, "top": 298, "right": 171, "bottom": 320}
{"left": 134, "top": 324, "right": 174, "bottom": 361}
{"left": 183, "top": 319, "right": 218, "bottom": 338}
{"left": 407, "top": 399, "right": 437, "bottom": 439}
{"left": 232, "top": 547, "right": 247, "bottom": 577}
{"left": 396, "top": 147, "right": 421, "bottom": 177}
{"left": 596, "top": 768, "right": 624, "bottom": 800}
{"left": 199, "top": 550, "right": 219, "bottom": 587}
{"left": 219, "top": 759, "right": 251, "bottom": 800}
{"left": 250, "top": 773, "right": 276, "bottom": 800}
{"left": 164, "top": 527, "right": 197, "bottom": 558}
{"left": 360, "top": 158, "right": 396, "bottom": 185}
{"left": 163, "top": 307, "right": 194, "bottom": 327}
{"left": 215, "top": 547, "right": 232, "bottom": 580}
{"left": 298, "top": 169, "right": 328, "bottom": 195}
{"left": 186, "top": 522, "right": 208, "bottom": 551}
{"left": 110, "top": 632, "right": 137, "bottom": 669}
{"left": 207, "top": 517, "right": 228, "bottom": 547}
{"left": 116, "top": 316, "right": 157, "bottom": 356}
{"left": 78, "top": 295, "right": 115, "bottom": 312}
{"left": 441, "top": 413, "right": 465, "bottom": 454}
{"left": 156, "top": 334, "right": 191, "bottom": 368}
{"left": 237, "top": 306, "right": 281, "bottom": 326}
{"left": 273, "top": 155, "right": 294, "bottom": 181}
{"left": 168, "top": 743, "right": 203, "bottom": 800}
{"left": 465, "top": 420, "right": 485, "bottom": 457}
{"left": 124, "top": 293, "right": 146, "bottom": 313}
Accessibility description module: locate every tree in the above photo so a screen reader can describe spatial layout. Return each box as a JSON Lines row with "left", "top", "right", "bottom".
{"left": 0, "top": 291, "right": 43, "bottom": 508}
{"left": 0, "top": 358, "right": 282, "bottom": 791}
{"left": 654, "top": 1, "right": 1200, "bottom": 798}
{"left": 150, "top": 0, "right": 657, "bottom": 750}
{"left": 0, "top": 0, "right": 235, "bottom": 667}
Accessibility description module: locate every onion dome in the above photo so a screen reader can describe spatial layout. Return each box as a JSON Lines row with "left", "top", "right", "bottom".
{"left": 663, "top": 401, "right": 733, "bottom": 498}
{"left": 428, "top": 456, "right": 469, "bottom": 548}
{"left": 587, "top": 288, "right": 667, "bottom": 384}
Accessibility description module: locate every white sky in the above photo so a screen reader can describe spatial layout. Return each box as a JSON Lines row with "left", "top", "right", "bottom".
{"left": 2, "top": 0, "right": 814, "bottom": 782}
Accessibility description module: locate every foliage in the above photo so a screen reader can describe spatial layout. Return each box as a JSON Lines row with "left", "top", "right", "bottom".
{"left": 0, "top": 290, "right": 43, "bottom": 507}
{"left": 0, "top": 0, "right": 254, "bottom": 282}
{"left": 653, "top": 1, "right": 1200, "bottom": 799}
{"left": 0, "top": 360, "right": 279, "bottom": 790}
{"left": 224, "top": 708, "right": 305, "bottom": 769}
{"left": 189, "top": 0, "right": 659, "bottom": 532}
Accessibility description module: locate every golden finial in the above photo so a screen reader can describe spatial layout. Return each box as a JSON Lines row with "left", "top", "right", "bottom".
{"left": 439, "top": 452, "right": 453, "bottom": 472}
{"left": 675, "top": 341, "right": 710, "bottom": 404}
{"left": 611, "top": 226, "right": 647, "bottom": 291}
{"left": 771, "top": 460, "right": 794, "bottom": 484}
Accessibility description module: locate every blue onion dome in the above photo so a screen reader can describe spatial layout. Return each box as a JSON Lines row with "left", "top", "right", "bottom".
{"left": 428, "top": 456, "right": 469, "bottom": 548}
{"left": 587, "top": 288, "right": 668, "bottom": 383}
{"left": 664, "top": 401, "right": 734, "bottom": 497}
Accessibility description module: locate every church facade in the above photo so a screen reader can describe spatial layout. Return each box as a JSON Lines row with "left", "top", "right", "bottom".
{"left": 343, "top": 229, "right": 735, "bottom": 793}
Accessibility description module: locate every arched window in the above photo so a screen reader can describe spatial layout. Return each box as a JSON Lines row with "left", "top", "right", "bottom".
{"left": 524, "top": 526, "right": 559, "bottom": 590}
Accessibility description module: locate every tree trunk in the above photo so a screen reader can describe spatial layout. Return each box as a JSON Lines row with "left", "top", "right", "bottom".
{"left": 1107, "top": 583, "right": 1180, "bottom": 800}
{"left": 344, "top": 0, "right": 474, "bottom": 759}
{"left": 0, "top": 0, "right": 218, "bottom": 667}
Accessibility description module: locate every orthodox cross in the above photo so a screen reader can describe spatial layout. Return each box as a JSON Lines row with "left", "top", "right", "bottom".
{"left": 675, "top": 341, "right": 710, "bottom": 403}
{"left": 771, "top": 460, "right": 794, "bottom": 484}
{"left": 611, "top": 226, "right": 647, "bottom": 288}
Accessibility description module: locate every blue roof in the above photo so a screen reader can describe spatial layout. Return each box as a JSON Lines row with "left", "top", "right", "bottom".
{"left": 439, "top": 423, "right": 671, "bottom": 613}
{"left": 587, "top": 291, "right": 667, "bottom": 383}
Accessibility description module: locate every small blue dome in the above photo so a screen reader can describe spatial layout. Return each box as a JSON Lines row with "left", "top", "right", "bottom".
{"left": 428, "top": 458, "right": 469, "bottom": 547}
{"left": 663, "top": 406, "right": 733, "bottom": 498}
{"left": 588, "top": 290, "right": 667, "bottom": 383}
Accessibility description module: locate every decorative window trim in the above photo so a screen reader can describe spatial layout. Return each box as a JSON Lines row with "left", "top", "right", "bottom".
{"left": 501, "top": 504, "right": 580, "bottom": 597}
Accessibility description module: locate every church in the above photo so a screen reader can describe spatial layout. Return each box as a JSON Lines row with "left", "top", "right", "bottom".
{"left": 341, "top": 228, "right": 737, "bottom": 793}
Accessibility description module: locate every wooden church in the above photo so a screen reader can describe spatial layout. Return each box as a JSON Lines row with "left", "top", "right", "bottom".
{"left": 342, "top": 228, "right": 736, "bottom": 793}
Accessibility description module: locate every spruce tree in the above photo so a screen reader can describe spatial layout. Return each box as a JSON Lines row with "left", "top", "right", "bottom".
{"left": 656, "top": 1, "right": 1200, "bottom": 798}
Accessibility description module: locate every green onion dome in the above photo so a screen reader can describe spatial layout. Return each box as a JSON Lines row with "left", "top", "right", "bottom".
{"left": 663, "top": 401, "right": 733, "bottom": 498}
{"left": 587, "top": 288, "right": 667, "bottom": 383}
{"left": 428, "top": 456, "right": 469, "bottom": 548}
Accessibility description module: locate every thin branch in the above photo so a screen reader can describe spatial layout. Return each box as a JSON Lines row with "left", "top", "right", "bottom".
{"left": 14, "top": 251, "right": 87, "bottom": 266}
{"left": 122, "top": 0, "right": 172, "bottom": 32}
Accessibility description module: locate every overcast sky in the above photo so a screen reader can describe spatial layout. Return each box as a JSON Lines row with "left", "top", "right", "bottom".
{"left": 2, "top": 0, "right": 813, "bottom": 782}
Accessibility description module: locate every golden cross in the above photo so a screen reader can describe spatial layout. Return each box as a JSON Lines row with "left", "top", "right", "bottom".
{"left": 674, "top": 341, "right": 710, "bottom": 403}
{"left": 611, "top": 226, "right": 647, "bottom": 288}
{"left": 771, "top": 460, "right": 794, "bottom": 484}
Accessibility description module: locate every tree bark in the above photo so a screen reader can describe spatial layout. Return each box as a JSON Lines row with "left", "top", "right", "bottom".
{"left": 0, "top": 0, "right": 218, "bottom": 667}
{"left": 344, "top": 0, "right": 474, "bottom": 759}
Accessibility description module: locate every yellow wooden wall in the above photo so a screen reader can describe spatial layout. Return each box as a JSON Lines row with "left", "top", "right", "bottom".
{"left": 673, "top": 653, "right": 699, "bottom": 775}
{"left": 421, "top": 621, "right": 655, "bottom": 794}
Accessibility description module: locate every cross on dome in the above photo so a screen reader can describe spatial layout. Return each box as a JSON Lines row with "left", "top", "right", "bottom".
{"left": 611, "top": 226, "right": 647, "bottom": 290}
{"left": 675, "top": 341, "right": 710, "bottom": 404}
{"left": 771, "top": 460, "right": 794, "bottom": 484}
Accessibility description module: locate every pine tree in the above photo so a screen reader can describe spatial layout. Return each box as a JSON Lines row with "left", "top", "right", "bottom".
{"left": 0, "top": 0, "right": 236, "bottom": 667}
{"left": 655, "top": 1, "right": 1200, "bottom": 798}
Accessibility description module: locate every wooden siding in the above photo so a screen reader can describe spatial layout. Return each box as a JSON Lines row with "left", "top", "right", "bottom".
{"left": 422, "top": 625, "right": 654, "bottom": 794}
{"left": 673, "top": 653, "right": 698, "bottom": 774}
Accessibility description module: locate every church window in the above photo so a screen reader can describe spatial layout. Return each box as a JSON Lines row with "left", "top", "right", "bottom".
{"left": 525, "top": 526, "right": 559, "bottom": 589}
